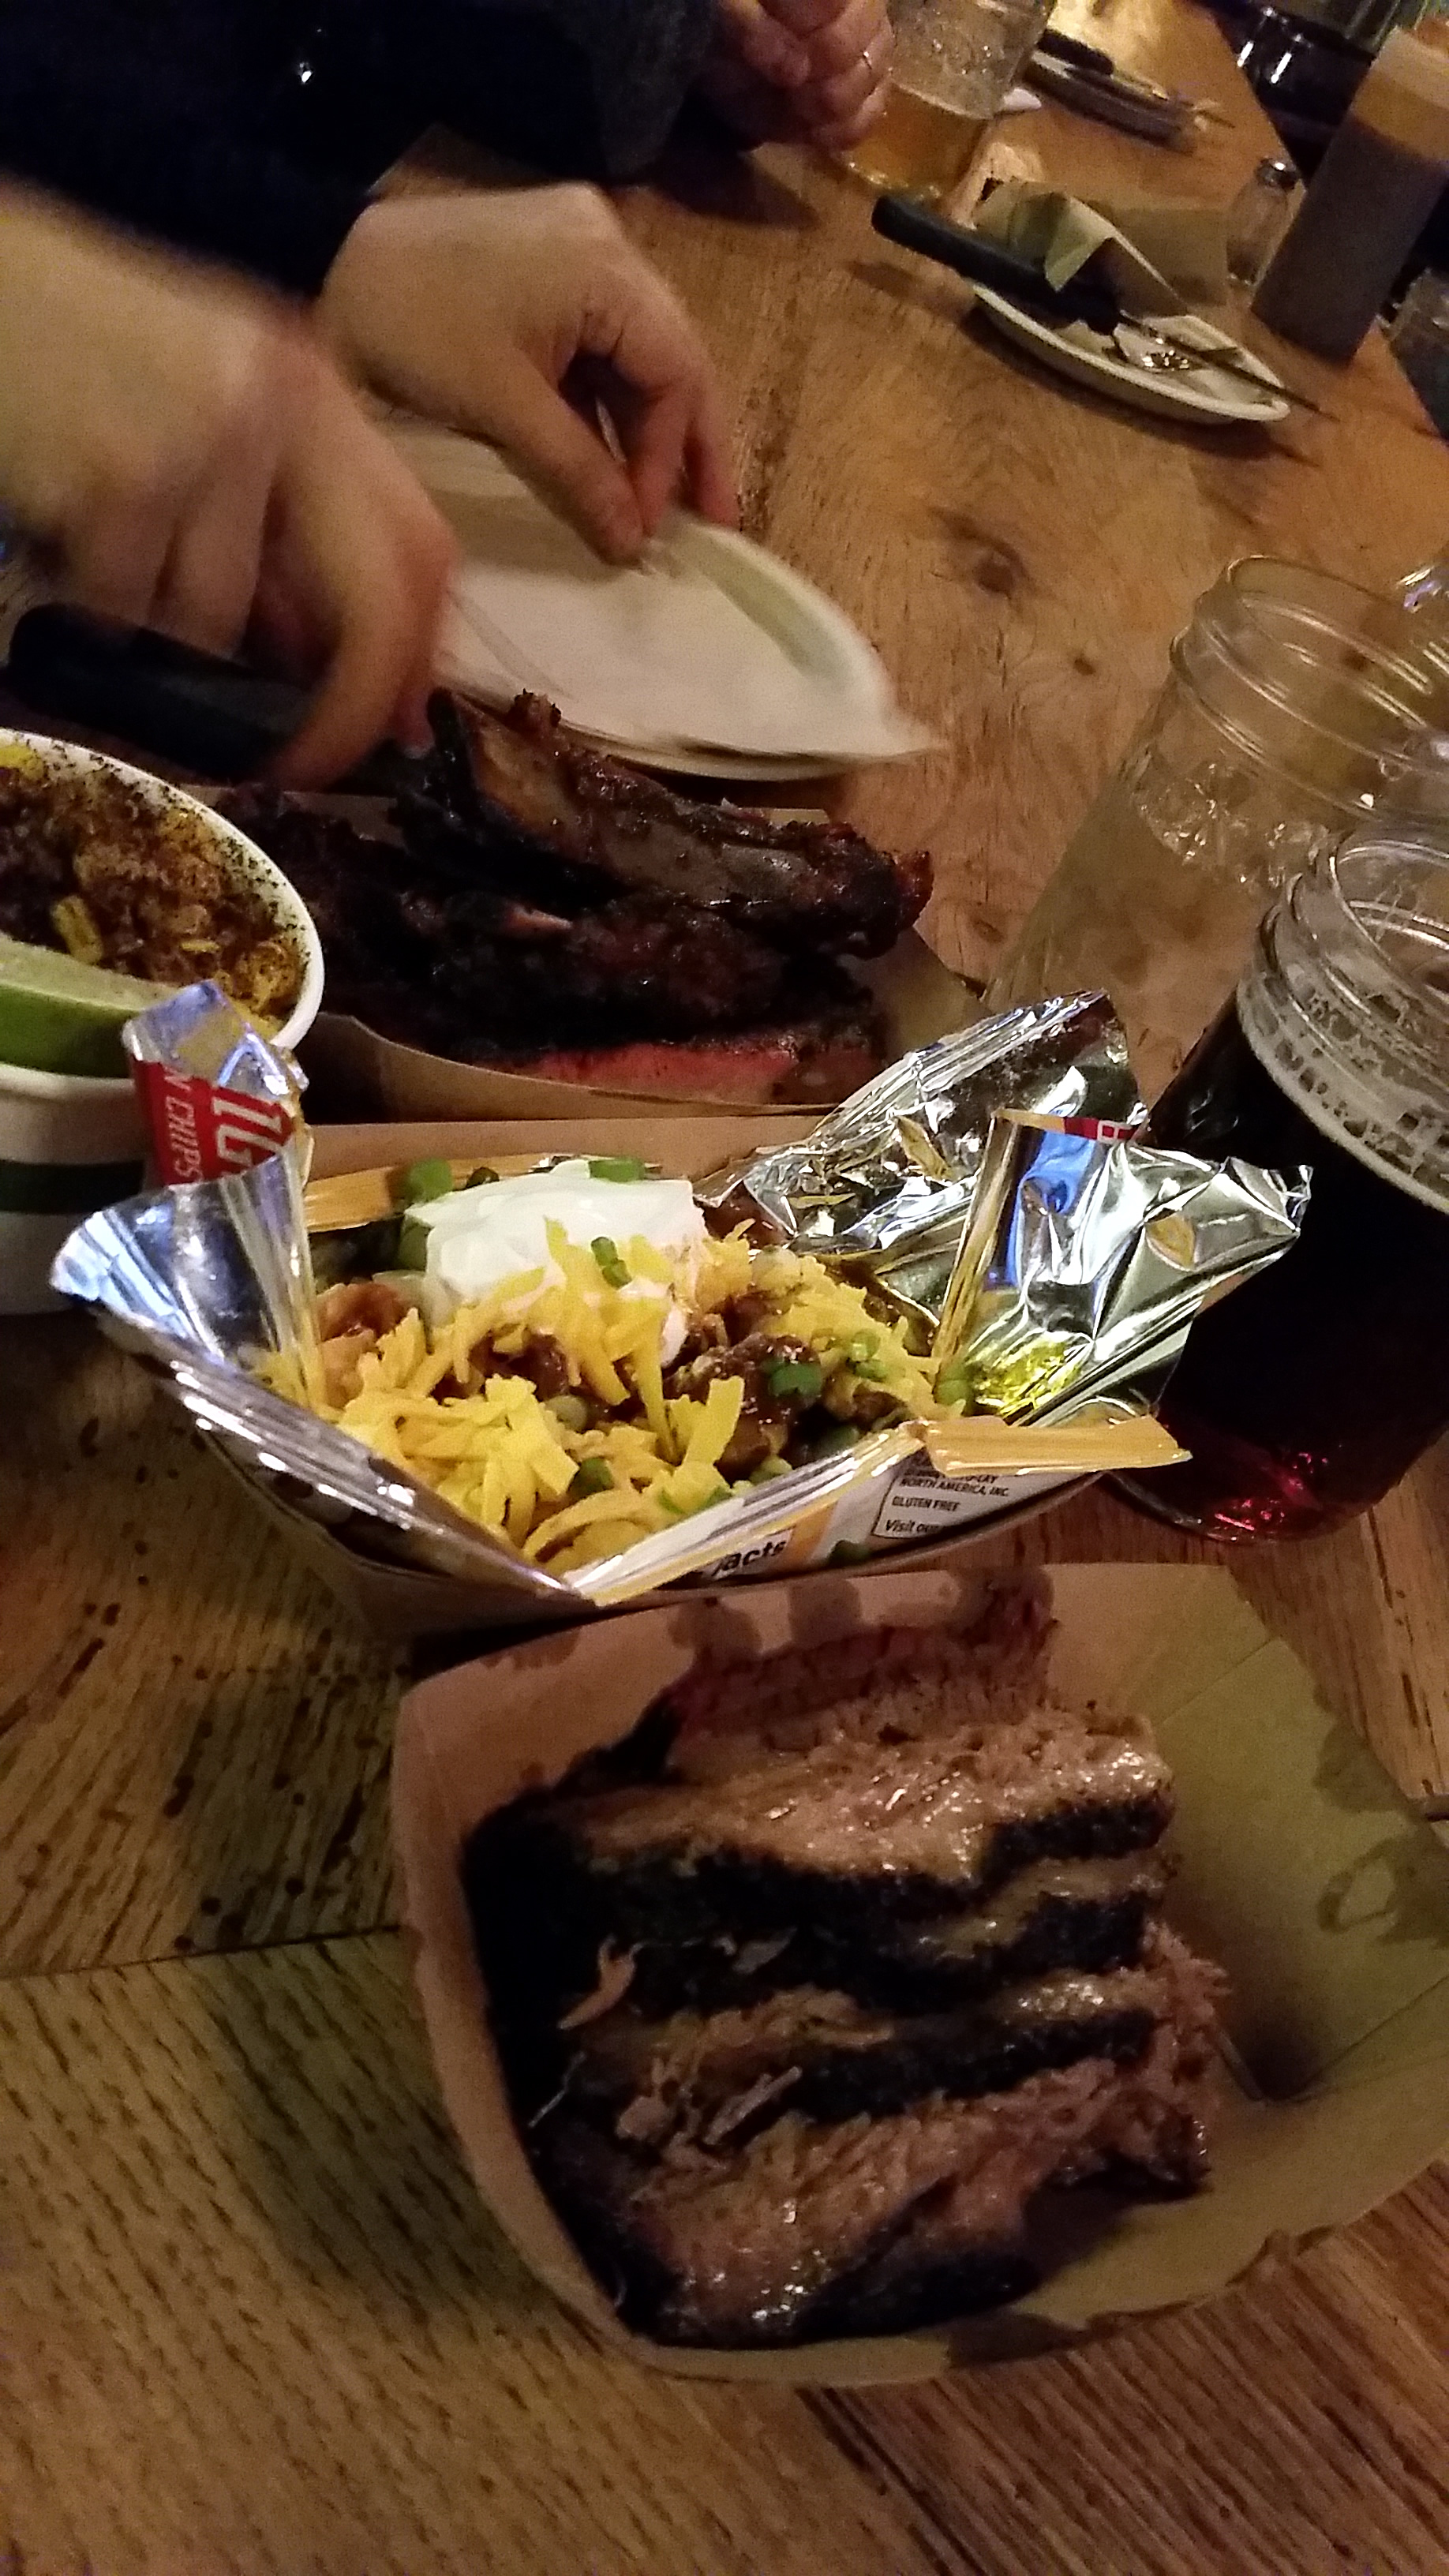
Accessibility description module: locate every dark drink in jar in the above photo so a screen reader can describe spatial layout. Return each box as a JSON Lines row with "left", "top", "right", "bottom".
{"left": 1118, "top": 828, "right": 1449, "bottom": 1541}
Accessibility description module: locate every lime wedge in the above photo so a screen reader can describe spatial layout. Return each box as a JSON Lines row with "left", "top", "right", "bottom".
{"left": 0, "top": 934, "right": 173, "bottom": 1076}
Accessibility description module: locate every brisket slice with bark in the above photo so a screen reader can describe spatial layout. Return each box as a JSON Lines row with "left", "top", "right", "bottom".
{"left": 565, "top": 1964, "right": 1168, "bottom": 2151}
{"left": 466, "top": 1643, "right": 1173, "bottom": 2001}
{"left": 534, "top": 1931, "right": 1220, "bottom": 2346}
{"left": 612, "top": 1852, "right": 1168, "bottom": 2022}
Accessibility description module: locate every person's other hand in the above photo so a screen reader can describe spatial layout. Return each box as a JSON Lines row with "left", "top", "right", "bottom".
{"left": 318, "top": 186, "right": 738, "bottom": 564}
{"left": 701, "top": 0, "right": 893, "bottom": 150}
{"left": 0, "top": 189, "right": 455, "bottom": 783}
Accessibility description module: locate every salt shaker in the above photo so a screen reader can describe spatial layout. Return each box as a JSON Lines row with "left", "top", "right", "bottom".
{"left": 1226, "top": 158, "right": 1299, "bottom": 286}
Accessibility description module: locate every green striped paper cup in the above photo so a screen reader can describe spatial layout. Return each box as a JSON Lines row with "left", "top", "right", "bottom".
{"left": 0, "top": 1057, "right": 146, "bottom": 1313}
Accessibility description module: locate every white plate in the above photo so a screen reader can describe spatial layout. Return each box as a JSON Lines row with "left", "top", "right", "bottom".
{"left": 970, "top": 290, "right": 1290, "bottom": 426}
{"left": 388, "top": 421, "right": 936, "bottom": 779}
{"left": 568, "top": 737, "right": 850, "bottom": 784}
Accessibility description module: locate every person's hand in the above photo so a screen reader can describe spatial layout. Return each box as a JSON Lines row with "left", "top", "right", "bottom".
{"left": 0, "top": 188, "right": 455, "bottom": 784}
{"left": 700, "top": 0, "right": 893, "bottom": 149}
{"left": 318, "top": 186, "right": 739, "bottom": 564}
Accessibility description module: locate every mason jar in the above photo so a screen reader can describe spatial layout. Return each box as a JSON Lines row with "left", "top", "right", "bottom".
{"left": 1116, "top": 822, "right": 1449, "bottom": 1540}
{"left": 987, "top": 557, "right": 1449, "bottom": 1103}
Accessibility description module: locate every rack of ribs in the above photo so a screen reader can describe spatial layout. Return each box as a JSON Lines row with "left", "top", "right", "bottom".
{"left": 223, "top": 695, "right": 934, "bottom": 1099}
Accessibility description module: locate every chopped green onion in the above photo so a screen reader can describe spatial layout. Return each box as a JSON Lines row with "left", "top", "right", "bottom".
{"left": 395, "top": 1215, "right": 430, "bottom": 1271}
{"left": 587, "top": 1155, "right": 648, "bottom": 1184}
{"left": 812, "top": 1421, "right": 863, "bottom": 1456}
{"left": 844, "top": 1334, "right": 888, "bottom": 1383}
{"left": 750, "top": 1455, "right": 796, "bottom": 1483}
{"left": 934, "top": 1358, "right": 978, "bottom": 1410}
{"left": 657, "top": 1483, "right": 727, "bottom": 1520}
{"left": 765, "top": 1357, "right": 824, "bottom": 1402}
{"left": 395, "top": 1157, "right": 455, "bottom": 1207}
{"left": 591, "top": 1235, "right": 631, "bottom": 1288}
{"left": 545, "top": 1392, "right": 590, "bottom": 1432}
{"left": 567, "top": 1458, "right": 613, "bottom": 1500}
{"left": 466, "top": 1163, "right": 500, "bottom": 1187}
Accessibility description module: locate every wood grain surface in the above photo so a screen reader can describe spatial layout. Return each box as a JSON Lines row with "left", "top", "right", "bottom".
{"left": 6, "top": 1934, "right": 1449, "bottom": 2576}
{"left": 6, "top": 6, "right": 1449, "bottom": 2568}
{"left": 623, "top": 0, "right": 1449, "bottom": 997}
{"left": 0, "top": 1318, "right": 402, "bottom": 1975}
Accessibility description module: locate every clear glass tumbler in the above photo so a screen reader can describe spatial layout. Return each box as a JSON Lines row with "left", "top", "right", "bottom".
{"left": 839, "top": 0, "right": 1051, "bottom": 204}
{"left": 986, "top": 557, "right": 1449, "bottom": 1103}
{"left": 1389, "top": 268, "right": 1449, "bottom": 439}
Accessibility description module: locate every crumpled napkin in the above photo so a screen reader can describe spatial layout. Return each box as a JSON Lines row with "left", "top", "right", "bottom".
{"left": 1086, "top": 197, "right": 1230, "bottom": 308}
{"left": 974, "top": 180, "right": 1229, "bottom": 318}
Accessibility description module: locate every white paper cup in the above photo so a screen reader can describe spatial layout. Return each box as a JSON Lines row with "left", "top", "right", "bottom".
{"left": 0, "top": 732, "right": 324, "bottom": 1313}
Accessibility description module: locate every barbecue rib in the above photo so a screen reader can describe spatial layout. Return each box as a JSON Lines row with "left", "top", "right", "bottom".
{"left": 222, "top": 695, "right": 933, "bottom": 1095}
{"left": 416, "top": 695, "right": 931, "bottom": 959}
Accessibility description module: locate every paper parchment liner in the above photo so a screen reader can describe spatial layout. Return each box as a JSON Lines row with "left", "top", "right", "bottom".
{"left": 395, "top": 1563, "right": 1449, "bottom": 2383}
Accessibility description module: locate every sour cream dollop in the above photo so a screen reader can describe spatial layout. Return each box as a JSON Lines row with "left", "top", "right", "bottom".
{"left": 411, "top": 1159, "right": 707, "bottom": 1333}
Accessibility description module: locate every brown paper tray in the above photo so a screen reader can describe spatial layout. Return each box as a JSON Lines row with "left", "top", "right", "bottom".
{"left": 393, "top": 1562, "right": 1449, "bottom": 2382}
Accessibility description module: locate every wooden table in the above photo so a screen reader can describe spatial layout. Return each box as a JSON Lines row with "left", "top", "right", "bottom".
{"left": 6, "top": 10, "right": 1449, "bottom": 2569}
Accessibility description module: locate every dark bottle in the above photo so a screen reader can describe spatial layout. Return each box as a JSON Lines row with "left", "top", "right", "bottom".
{"left": 1117, "top": 825, "right": 1449, "bottom": 1541}
{"left": 1253, "top": 26, "right": 1449, "bottom": 360}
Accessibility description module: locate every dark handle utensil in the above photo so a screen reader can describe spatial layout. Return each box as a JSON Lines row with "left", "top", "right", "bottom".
{"left": 4, "top": 604, "right": 416, "bottom": 793}
{"left": 1034, "top": 27, "right": 1115, "bottom": 74}
{"left": 871, "top": 194, "right": 1123, "bottom": 333}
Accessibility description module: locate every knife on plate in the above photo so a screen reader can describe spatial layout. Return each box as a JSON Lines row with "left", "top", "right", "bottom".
{"left": 1032, "top": 27, "right": 1115, "bottom": 75}
{"left": 871, "top": 195, "right": 1326, "bottom": 414}
{"left": 871, "top": 194, "right": 1123, "bottom": 331}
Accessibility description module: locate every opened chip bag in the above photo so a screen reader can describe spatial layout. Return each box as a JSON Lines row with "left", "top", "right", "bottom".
{"left": 124, "top": 979, "right": 306, "bottom": 1185}
{"left": 52, "top": 990, "right": 1305, "bottom": 1631}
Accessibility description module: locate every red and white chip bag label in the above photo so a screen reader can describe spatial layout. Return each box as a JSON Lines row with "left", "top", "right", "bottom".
{"left": 1000, "top": 1108, "right": 1144, "bottom": 1143}
{"left": 122, "top": 978, "right": 304, "bottom": 1184}
{"left": 133, "top": 1059, "right": 295, "bottom": 1185}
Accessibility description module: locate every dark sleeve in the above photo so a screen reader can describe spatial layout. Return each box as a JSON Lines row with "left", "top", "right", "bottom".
{"left": 398, "top": 0, "right": 717, "bottom": 178}
{"left": 0, "top": 29, "right": 371, "bottom": 295}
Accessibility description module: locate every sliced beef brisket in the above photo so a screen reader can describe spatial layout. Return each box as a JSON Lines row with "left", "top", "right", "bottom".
{"left": 537, "top": 1994, "right": 1215, "bottom": 2347}
{"left": 467, "top": 1593, "right": 1224, "bottom": 2347}
{"left": 566, "top": 1960, "right": 1171, "bottom": 2151}
{"left": 612, "top": 1852, "right": 1168, "bottom": 2021}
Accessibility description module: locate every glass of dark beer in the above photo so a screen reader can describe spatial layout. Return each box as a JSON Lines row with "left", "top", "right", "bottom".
{"left": 1117, "top": 826, "right": 1449, "bottom": 1541}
